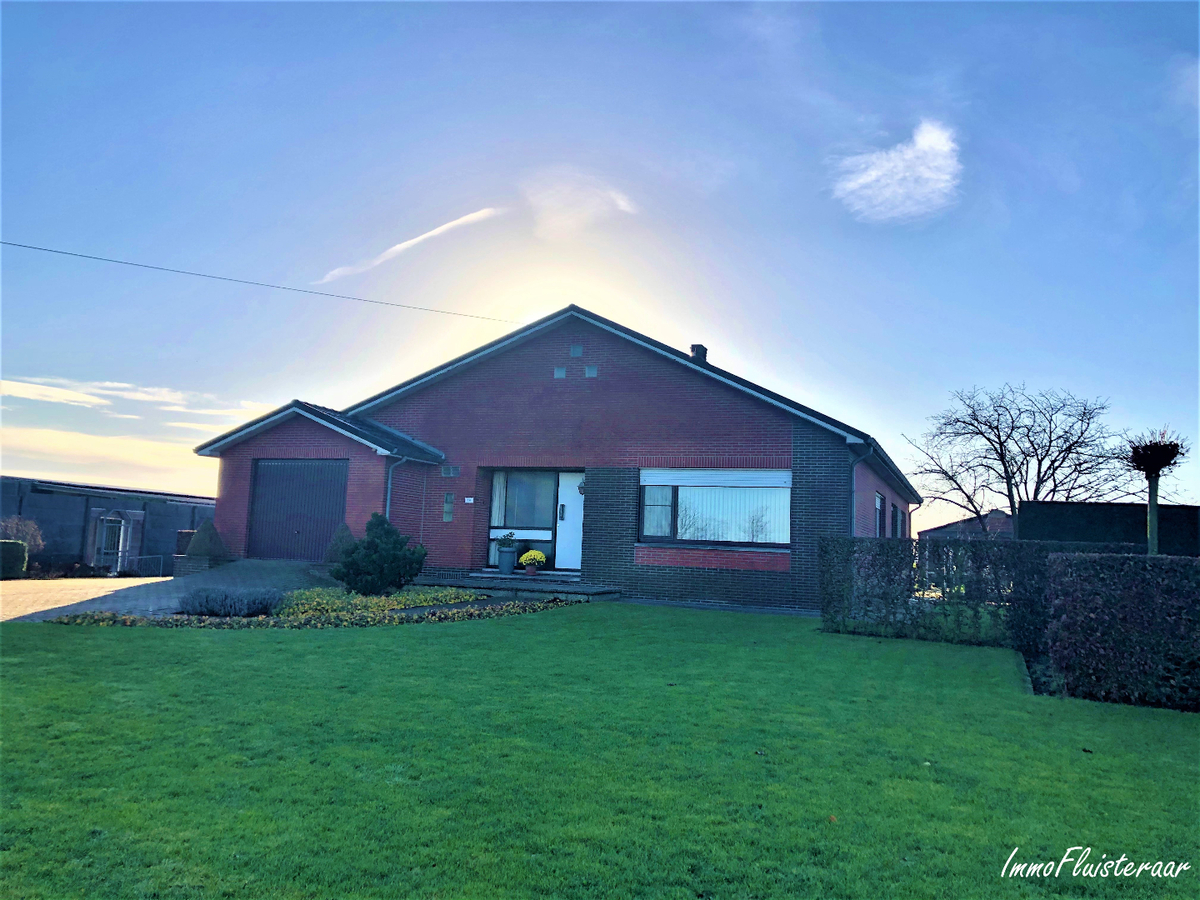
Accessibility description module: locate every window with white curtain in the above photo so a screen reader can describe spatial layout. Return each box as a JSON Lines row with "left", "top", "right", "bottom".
{"left": 638, "top": 469, "right": 791, "bottom": 546}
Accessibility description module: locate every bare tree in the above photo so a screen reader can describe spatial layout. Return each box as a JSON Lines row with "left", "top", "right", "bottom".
{"left": 1121, "top": 428, "right": 1189, "bottom": 555}
{"left": 906, "top": 385, "right": 1135, "bottom": 532}
{"left": 744, "top": 508, "right": 769, "bottom": 543}
{"left": 0, "top": 516, "right": 44, "bottom": 554}
{"left": 676, "top": 502, "right": 713, "bottom": 540}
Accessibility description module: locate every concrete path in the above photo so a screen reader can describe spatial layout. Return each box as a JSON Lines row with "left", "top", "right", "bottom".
{"left": 2, "top": 560, "right": 339, "bottom": 622}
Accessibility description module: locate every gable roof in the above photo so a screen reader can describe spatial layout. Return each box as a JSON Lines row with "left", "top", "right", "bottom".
{"left": 194, "top": 399, "right": 444, "bottom": 462}
{"left": 342, "top": 304, "right": 921, "bottom": 504}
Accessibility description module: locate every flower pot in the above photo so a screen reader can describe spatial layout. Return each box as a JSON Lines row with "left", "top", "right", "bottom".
{"left": 525, "top": 564, "right": 539, "bottom": 576}
{"left": 497, "top": 546, "right": 517, "bottom": 575}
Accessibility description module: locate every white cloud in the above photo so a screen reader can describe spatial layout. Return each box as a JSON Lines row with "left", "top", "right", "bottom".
{"left": 164, "top": 421, "right": 226, "bottom": 432}
{"left": 0, "top": 427, "right": 218, "bottom": 495}
{"left": 1, "top": 379, "right": 111, "bottom": 407}
{"left": 833, "top": 120, "right": 962, "bottom": 223}
{"left": 1169, "top": 56, "right": 1198, "bottom": 109}
{"left": 158, "top": 401, "right": 275, "bottom": 418}
{"left": 522, "top": 167, "right": 638, "bottom": 241}
{"left": 315, "top": 208, "right": 505, "bottom": 283}
{"left": 23, "top": 377, "right": 190, "bottom": 405}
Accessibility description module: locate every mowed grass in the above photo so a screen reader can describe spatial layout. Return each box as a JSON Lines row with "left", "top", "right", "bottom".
{"left": 2, "top": 604, "right": 1196, "bottom": 900}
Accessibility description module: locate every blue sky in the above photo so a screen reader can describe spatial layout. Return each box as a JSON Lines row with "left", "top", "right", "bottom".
{"left": 3, "top": 2, "right": 1196, "bottom": 529}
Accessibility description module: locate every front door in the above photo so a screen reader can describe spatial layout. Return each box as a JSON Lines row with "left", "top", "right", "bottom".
{"left": 554, "top": 472, "right": 584, "bottom": 569}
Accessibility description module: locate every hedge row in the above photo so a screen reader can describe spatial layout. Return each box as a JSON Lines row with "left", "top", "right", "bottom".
{"left": 819, "top": 538, "right": 1138, "bottom": 652}
{"left": 1047, "top": 554, "right": 1200, "bottom": 711}
{"left": 1, "top": 540, "right": 27, "bottom": 580}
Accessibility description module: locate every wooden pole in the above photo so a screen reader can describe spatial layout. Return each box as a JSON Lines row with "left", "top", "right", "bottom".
{"left": 1147, "top": 473, "right": 1160, "bottom": 555}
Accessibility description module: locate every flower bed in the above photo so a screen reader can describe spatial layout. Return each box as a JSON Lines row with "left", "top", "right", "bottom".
{"left": 51, "top": 597, "right": 584, "bottom": 629}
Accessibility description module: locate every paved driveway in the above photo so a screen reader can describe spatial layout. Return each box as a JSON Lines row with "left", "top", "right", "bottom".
{"left": 2, "top": 560, "right": 339, "bottom": 621}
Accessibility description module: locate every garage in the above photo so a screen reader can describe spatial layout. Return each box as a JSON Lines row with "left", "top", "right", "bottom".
{"left": 247, "top": 459, "right": 349, "bottom": 560}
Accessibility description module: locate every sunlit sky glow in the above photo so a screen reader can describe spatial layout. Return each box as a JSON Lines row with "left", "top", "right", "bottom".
{"left": 2, "top": 3, "right": 1196, "bottom": 530}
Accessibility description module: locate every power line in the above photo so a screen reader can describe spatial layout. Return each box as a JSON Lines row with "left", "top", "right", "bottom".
{"left": 0, "top": 240, "right": 516, "bottom": 324}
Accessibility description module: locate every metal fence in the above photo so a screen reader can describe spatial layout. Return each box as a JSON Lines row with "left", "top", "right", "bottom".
{"left": 93, "top": 553, "right": 164, "bottom": 577}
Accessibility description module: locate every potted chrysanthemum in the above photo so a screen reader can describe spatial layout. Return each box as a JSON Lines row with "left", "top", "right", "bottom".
{"left": 519, "top": 549, "right": 546, "bottom": 575}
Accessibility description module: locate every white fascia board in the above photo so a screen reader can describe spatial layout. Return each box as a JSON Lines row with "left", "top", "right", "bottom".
{"left": 196, "top": 408, "right": 395, "bottom": 457}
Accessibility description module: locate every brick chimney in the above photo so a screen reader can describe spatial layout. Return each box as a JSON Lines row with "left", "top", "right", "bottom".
{"left": 690, "top": 344, "right": 708, "bottom": 363}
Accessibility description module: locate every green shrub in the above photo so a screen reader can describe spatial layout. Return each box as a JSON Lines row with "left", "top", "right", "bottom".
{"left": 331, "top": 513, "right": 426, "bottom": 595}
{"left": 179, "top": 588, "right": 283, "bottom": 617}
{"left": 1, "top": 540, "right": 28, "bottom": 579}
{"left": 323, "top": 523, "right": 356, "bottom": 565}
{"left": 1047, "top": 553, "right": 1200, "bottom": 711}
{"left": 185, "top": 521, "right": 231, "bottom": 559}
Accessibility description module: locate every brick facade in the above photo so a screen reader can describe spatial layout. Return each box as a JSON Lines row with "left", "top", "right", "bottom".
{"left": 213, "top": 416, "right": 387, "bottom": 557}
{"left": 207, "top": 313, "right": 914, "bottom": 608}
{"left": 854, "top": 461, "right": 910, "bottom": 538}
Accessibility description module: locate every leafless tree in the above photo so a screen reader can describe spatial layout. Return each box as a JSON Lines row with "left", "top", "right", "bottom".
{"left": 905, "top": 385, "right": 1136, "bottom": 532}
{"left": 0, "top": 516, "right": 44, "bottom": 554}
{"left": 1121, "top": 427, "right": 1189, "bottom": 554}
{"left": 744, "top": 508, "right": 769, "bottom": 543}
{"left": 676, "top": 502, "right": 713, "bottom": 540}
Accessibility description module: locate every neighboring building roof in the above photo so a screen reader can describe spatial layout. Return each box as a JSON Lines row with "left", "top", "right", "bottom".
{"left": 340, "top": 305, "right": 922, "bottom": 504}
{"left": 1, "top": 475, "right": 215, "bottom": 506}
{"left": 194, "top": 399, "right": 445, "bottom": 463}
{"left": 918, "top": 509, "right": 1014, "bottom": 540}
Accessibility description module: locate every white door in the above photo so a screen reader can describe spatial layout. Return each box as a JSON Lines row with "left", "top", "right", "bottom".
{"left": 555, "top": 472, "right": 585, "bottom": 569}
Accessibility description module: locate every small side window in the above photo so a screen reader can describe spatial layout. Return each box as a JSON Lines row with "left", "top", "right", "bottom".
{"left": 570, "top": 345, "right": 583, "bottom": 357}
{"left": 585, "top": 365, "right": 598, "bottom": 378}
{"left": 443, "top": 493, "right": 454, "bottom": 522}
{"left": 553, "top": 367, "right": 567, "bottom": 379}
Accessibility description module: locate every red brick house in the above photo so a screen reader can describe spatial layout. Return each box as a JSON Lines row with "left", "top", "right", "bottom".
{"left": 195, "top": 305, "right": 920, "bottom": 608}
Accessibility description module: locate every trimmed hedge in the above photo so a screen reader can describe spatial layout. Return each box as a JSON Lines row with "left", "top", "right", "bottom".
{"left": 820, "top": 538, "right": 1139, "bottom": 651}
{"left": 185, "top": 521, "right": 230, "bottom": 560}
{"left": 323, "top": 523, "right": 356, "bottom": 565}
{"left": 1, "top": 540, "right": 28, "bottom": 580}
{"left": 1047, "top": 554, "right": 1200, "bottom": 711}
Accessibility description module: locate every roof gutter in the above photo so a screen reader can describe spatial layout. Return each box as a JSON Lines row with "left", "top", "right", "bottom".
{"left": 385, "top": 457, "right": 408, "bottom": 524}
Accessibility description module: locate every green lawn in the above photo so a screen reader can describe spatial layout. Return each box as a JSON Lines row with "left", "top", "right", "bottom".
{"left": 2, "top": 604, "right": 1196, "bottom": 899}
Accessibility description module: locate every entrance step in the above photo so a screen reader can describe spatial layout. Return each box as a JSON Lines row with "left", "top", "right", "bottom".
{"left": 414, "top": 572, "right": 619, "bottom": 604}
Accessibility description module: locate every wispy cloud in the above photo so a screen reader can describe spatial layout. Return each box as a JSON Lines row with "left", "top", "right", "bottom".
{"left": 164, "top": 421, "right": 226, "bottom": 432}
{"left": 315, "top": 208, "right": 505, "bottom": 283}
{"left": 1, "top": 379, "right": 111, "bottom": 407}
{"left": 0, "top": 427, "right": 217, "bottom": 495}
{"left": 158, "top": 402, "right": 275, "bottom": 418}
{"left": 23, "top": 377, "right": 189, "bottom": 405}
{"left": 12, "top": 378, "right": 271, "bottom": 420}
{"left": 522, "top": 167, "right": 638, "bottom": 241}
{"left": 833, "top": 120, "right": 962, "bottom": 223}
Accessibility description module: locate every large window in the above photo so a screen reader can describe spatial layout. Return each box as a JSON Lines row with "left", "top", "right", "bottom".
{"left": 489, "top": 470, "right": 557, "bottom": 566}
{"left": 639, "top": 469, "right": 791, "bottom": 546}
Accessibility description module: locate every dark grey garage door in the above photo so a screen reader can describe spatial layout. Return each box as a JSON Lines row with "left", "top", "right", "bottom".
{"left": 247, "top": 459, "right": 349, "bottom": 560}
